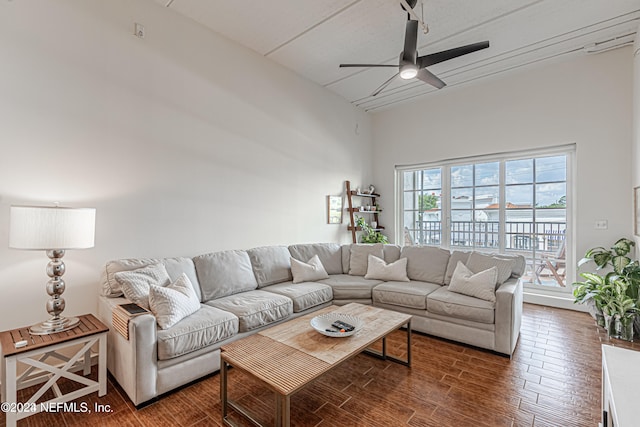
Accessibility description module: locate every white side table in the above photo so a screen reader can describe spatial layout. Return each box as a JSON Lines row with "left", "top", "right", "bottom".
{"left": 601, "top": 345, "right": 640, "bottom": 427}
{"left": 0, "top": 314, "right": 108, "bottom": 427}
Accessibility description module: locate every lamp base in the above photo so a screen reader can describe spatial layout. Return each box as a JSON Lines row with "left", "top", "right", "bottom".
{"left": 29, "top": 316, "right": 80, "bottom": 335}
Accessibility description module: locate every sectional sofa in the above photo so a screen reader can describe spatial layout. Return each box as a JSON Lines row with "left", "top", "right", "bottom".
{"left": 97, "top": 243, "right": 523, "bottom": 406}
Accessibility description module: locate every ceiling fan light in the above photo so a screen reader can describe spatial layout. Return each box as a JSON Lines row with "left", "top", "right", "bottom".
{"left": 399, "top": 65, "right": 418, "bottom": 79}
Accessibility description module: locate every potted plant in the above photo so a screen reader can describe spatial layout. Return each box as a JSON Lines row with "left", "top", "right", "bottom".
{"left": 355, "top": 216, "right": 388, "bottom": 244}
{"left": 573, "top": 238, "right": 638, "bottom": 341}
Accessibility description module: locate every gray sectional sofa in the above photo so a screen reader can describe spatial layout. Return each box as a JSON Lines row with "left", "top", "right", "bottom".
{"left": 97, "top": 243, "right": 523, "bottom": 406}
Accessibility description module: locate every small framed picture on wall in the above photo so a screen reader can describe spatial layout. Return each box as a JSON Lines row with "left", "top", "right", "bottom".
{"left": 635, "top": 187, "right": 640, "bottom": 236}
{"left": 327, "top": 196, "right": 343, "bottom": 224}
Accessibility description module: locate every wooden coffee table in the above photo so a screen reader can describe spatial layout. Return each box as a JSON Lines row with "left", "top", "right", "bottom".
{"left": 220, "top": 303, "right": 412, "bottom": 427}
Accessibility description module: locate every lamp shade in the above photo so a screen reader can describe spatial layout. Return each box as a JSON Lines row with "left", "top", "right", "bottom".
{"left": 9, "top": 206, "right": 96, "bottom": 250}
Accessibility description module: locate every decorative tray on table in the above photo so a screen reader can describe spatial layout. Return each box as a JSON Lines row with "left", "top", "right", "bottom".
{"left": 310, "top": 313, "right": 363, "bottom": 337}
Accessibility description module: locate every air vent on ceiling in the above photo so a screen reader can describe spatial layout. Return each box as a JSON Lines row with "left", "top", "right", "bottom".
{"left": 583, "top": 33, "right": 635, "bottom": 54}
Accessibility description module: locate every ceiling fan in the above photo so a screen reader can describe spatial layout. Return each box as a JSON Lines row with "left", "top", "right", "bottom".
{"left": 339, "top": 0, "right": 490, "bottom": 96}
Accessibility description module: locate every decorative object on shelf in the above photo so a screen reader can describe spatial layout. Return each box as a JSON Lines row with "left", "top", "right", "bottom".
{"left": 9, "top": 205, "right": 96, "bottom": 335}
{"left": 573, "top": 238, "right": 639, "bottom": 341}
{"left": 327, "top": 195, "right": 343, "bottom": 224}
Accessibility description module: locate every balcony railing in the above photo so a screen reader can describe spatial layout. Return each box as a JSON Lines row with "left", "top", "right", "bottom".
{"left": 407, "top": 220, "right": 565, "bottom": 253}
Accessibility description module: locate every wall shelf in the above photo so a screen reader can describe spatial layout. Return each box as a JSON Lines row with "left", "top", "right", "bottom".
{"left": 345, "top": 180, "right": 384, "bottom": 243}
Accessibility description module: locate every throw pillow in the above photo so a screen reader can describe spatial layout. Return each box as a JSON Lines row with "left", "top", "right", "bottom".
{"left": 466, "top": 252, "right": 515, "bottom": 285}
{"left": 448, "top": 261, "right": 498, "bottom": 302}
{"left": 364, "top": 255, "right": 409, "bottom": 282}
{"left": 290, "top": 255, "right": 330, "bottom": 284}
{"left": 149, "top": 273, "right": 201, "bottom": 330}
{"left": 114, "top": 263, "right": 171, "bottom": 310}
{"left": 349, "top": 244, "right": 384, "bottom": 276}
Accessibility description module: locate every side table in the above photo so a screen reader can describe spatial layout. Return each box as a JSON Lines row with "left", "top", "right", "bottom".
{"left": 0, "top": 314, "right": 108, "bottom": 427}
{"left": 601, "top": 345, "right": 640, "bottom": 427}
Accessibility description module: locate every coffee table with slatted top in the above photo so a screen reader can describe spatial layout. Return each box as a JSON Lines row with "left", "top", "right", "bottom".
{"left": 220, "top": 302, "right": 412, "bottom": 427}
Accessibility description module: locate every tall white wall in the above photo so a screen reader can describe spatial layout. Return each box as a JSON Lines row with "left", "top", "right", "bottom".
{"left": 372, "top": 47, "right": 634, "bottom": 301}
{"left": 0, "top": 0, "right": 372, "bottom": 329}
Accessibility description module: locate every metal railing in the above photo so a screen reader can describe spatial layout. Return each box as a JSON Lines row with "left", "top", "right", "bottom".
{"left": 407, "top": 220, "right": 565, "bottom": 252}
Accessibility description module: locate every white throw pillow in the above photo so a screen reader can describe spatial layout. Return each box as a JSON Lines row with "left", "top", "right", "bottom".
{"left": 448, "top": 261, "right": 498, "bottom": 302}
{"left": 149, "top": 273, "right": 201, "bottom": 329}
{"left": 114, "top": 263, "right": 171, "bottom": 310}
{"left": 290, "top": 255, "right": 330, "bottom": 283}
{"left": 364, "top": 255, "right": 409, "bottom": 282}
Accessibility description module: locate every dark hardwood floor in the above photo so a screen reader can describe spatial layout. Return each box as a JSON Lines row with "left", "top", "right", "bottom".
{"left": 3, "top": 303, "right": 640, "bottom": 427}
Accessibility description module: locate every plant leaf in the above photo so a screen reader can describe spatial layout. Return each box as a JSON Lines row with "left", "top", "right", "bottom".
{"left": 593, "top": 252, "right": 612, "bottom": 268}
{"left": 612, "top": 256, "right": 631, "bottom": 274}
{"left": 613, "top": 238, "right": 634, "bottom": 256}
{"left": 580, "top": 272, "right": 605, "bottom": 285}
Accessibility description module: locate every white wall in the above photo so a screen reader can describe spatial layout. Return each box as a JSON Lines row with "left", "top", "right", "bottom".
{"left": 372, "top": 48, "right": 634, "bottom": 302}
{"left": 0, "top": 0, "right": 372, "bottom": 330}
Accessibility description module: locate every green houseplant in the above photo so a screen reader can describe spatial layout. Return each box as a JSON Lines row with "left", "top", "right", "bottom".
{"left": 573, "top": 238, "right": 638, "bottom": 341}
{"left": 355, "top": 216, "right": 389, "bottom": 244}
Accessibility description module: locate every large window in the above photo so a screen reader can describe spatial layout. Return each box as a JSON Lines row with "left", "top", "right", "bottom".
{"left": 398, "top": 147, "right": 572, "bottom": 292}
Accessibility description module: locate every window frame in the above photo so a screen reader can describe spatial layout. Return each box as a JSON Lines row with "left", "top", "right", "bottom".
{"left": 395, "top": 144, "right": 575, "bottom": 294}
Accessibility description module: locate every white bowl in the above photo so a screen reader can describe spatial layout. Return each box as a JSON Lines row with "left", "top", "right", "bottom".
{"left": 310, "top": 313, "right": 363, "bottom": 337}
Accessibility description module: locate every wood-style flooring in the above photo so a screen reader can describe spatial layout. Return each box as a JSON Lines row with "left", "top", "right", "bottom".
{"left": 3, "top": 303, "right": 640, "bottom": 427}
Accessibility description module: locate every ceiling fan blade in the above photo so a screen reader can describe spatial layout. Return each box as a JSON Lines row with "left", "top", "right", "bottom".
{"left": 339, "top": 64, "right": 398, "bottom": 68}
{"left": 402, "top": 19, "right": 419, "bottom": 64}
{"left": 418, "top": 41, "right": 489, "bottom": 68}
{"left": 372, "top": 72, "right": 400, "bottom": 96}
{"left": 416, "top": 68, "right": 446, "bottom": 89}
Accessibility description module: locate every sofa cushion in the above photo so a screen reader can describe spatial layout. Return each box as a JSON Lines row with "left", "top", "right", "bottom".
{"left": 444, "top": 251, "right": 471, "bottom": 285}
{"left": 114, "top": 263, "right": 171, "bottom": 309}
{"left": 427, "top": 286, "right": 495, "bottom": 324}
{"left": 492, "top": 253, "right": 527, "bottom": 277}
{"left": 373, "top": 281, "right": 441, "bottom": 310}
{"left": 261, "top": 281, "right": 332, "bottom": 312}
{"left": 349, "top": 244, "right": 384, "bottom": 276}
{"left": 102, "top": 257, "right": 201, "bottom": 301}
{"left": 288, "top": 243, "right": 343, "bottom": 275}
{"left": 319, "top": 274, "right": 382, "bottom": 300}
{"left": 247, "top": 246, "right": 292, "bottom": 287}
{"left": 401, "top": 246, "right": 451, "bottom": 284}
{"left": 194, "top": 250, "right": 258, "bottom": 302}
{"left": 149, "top": 274, "right": 201, "bottom": 330}
{"left": 383, "top": 244, "right": 401, "bottom": 263}
{"left": 156, "top": 305, "right": 238, "bottom": 361}
{"left": 364, "top": 255, "right": 409, "bottom": 282}
{"left": 448, "top": 261, "right": 497, "bottom": 302}
{"left": 206, "top": 290, "right": 293, "bottom": 332}
{"left": 290, "top": 255, "right": 329, "bottom": 283}
{"left": 341, "top": 244, "right": 401, "bottom": 274}
{"left": 466, "top": 252, "right": 515, "bottom": 285}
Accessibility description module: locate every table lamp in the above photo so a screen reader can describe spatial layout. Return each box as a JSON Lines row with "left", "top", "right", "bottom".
{"left": 9, "top": 205, "right": 96, "bottom": 334}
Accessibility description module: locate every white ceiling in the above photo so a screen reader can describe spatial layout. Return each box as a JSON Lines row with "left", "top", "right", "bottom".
{"left": 153, "top": 0, "right": 640, "bottom": 112}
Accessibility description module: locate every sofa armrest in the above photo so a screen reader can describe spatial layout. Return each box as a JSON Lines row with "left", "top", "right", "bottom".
{"left": 97, "top": 296, "right": 158, "bottom": 405}
{"left": 494, "top": 278, "right": 523, "bottom": 356}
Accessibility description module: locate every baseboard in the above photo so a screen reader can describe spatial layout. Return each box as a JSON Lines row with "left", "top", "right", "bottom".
{"left": 524, "top": 290, "right": 587, "bottom": 312}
